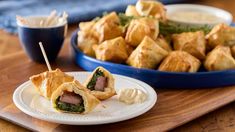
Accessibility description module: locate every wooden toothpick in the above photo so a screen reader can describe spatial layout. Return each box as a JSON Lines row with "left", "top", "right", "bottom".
{"left": 39, "top": 42, "right": 52, "bottom": 71}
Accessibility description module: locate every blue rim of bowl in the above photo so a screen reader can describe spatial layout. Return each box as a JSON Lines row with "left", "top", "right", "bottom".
{"left": 70, "top": 27, "right": 235, "bottom": 77}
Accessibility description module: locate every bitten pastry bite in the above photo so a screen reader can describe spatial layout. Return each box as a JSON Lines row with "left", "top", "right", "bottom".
{"left": 125, "top": 5, "right": 140, "bottom": 16}
{"left": 206, "top": 23, "right": 235, "bottom": 49}
{"left": 136, "top": 0, "right": 166, "bottom": 21}
{"left": 172, "top": 31, "right": 206, "bottom": 60}
{"left": 51, "top": 80, "right": 100, "bottom": 114}
{"left": 94, "top": 37, "right": 129, "bottom": 63}
{"left": 94, "top": 12, "right": 123, "bottom": 43}
{"left": 127, "top": 36, "right": 168, "bottom": 69}
{"left": 84, "top": 67, "right": 116, "bottom": 100}
{"left": 30, "top": 69, "right": 74, "bottom": 99}
{"left": 125, "top": 17, "right": 159, "bottom": 47}
{"left": 204, "top": 45, "right": 235, "bottom": 71}
{"left": 159, "top": 51, "right": 201, "bottom": 72}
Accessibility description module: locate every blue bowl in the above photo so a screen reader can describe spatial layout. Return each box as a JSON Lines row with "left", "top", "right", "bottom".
{"left": 17, "top": 16, "right": 67, "bottom": 63}
{"left": 70, "top": 30, "right": 235, "bottom": 89}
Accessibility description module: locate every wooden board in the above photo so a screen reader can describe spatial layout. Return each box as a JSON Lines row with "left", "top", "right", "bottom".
{"left": 1, "top": 42, "right": 235, "bottom": 132}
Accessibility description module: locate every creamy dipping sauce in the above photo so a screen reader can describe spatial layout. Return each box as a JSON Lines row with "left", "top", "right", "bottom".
{"left": 167, "top": 11, "right": 224, "bottom": 24}
{"left": 118, "top": 88, "right": 147, "bottom": 105}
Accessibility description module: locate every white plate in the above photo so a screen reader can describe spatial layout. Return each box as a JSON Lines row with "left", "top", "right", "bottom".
{"left": 13, "top": 72, "right": 157, "bottom": 125}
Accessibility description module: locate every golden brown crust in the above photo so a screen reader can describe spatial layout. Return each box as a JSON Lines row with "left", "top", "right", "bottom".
{"left": 172, "top": 31, "right": 206, "bottom": 60}
{"left": 125, "top": 17, "right": 159, "bottom": 47}
{"left": 94, "top": 12, "right": 123, "bottom": 43}
{"left": 51, "top": 80, "right": 100, "bottom": 114}
{"left": 83, "top": 67, "right": 116, "bottom": 100}
{"left": 204, "top": 45, "right": 235, "bottom": 71}
{"left": 77, "top": 21, "right": 99, "bottom": 57}
{"left": 155, "top": 35, "right": 172, "bottom": 52}
{"left": 159, "top": 51, "right": 201, "bottom": 72}
{"left": 206, "top": 23, "right": 235, "bottom": 50}
{"left": 29, "top": 69, "right": 74, "bottom": 99}
{"left": 94, "top": 37, "right": 129, "bottom": 63}
{"left": 77, "top": 30, "right": 98, "bottom": 57}
{"left": 126, "top": 36, "right": 168, "bottom": 69}
{"left": 136, "top": 0, "right": 166, "bottom": 21}
{"left": 79, "top": 21, "right": 96, "bottom": 31}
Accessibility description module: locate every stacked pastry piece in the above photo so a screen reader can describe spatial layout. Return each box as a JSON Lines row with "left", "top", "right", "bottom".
{"left": 77, "top": 0, "right": 235, "bottom": 73}
{"left": 77, "top": 0, "right": 169, "bottom": 70}
{"left": 30, "top": 67, "right": 116, "bottom": 114}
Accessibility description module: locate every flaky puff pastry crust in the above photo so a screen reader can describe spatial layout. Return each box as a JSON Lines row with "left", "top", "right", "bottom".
{"left": 94, "top": 37, "right": 129, "bottom": 63}
{"left": 30, "top": 69, "right": 74, "bottom": 99}
{"left": 77, "top": 30, "right": 98, "bottom": 57}
{"left": 126, "top": 36, "right": 168, "bottom": 69}
{"left": 172, "top": 31, "right": 206, "bottom": 60}
{"left": 125, "top": 17, "right": 159, "bottom": 47}
{"left": 155, "top": 35, "right": 172, "bottom": 52}
{"left": 77, "top": 21, "right": 99, "bottom": 57}
{"left": 79, "top": 21, "right": 96, "bottom": 31}
{"left": 206, "top": 23, "right": 235, "bottom": 50}
{"left": 159, "top": 51, "right": 201, "bottom": 73}
{"left": 51, "top": 80, "right": 100, "bottom": 114}
{"left": 204, "top": 45, "right": 235, "bottom": 71}
{"left": 94, "top": 12, "right": 123, "bottom": 43}
{"left": 125, "top": 5, "right": 140, "bottom": 17}
{"left": 84, "top": 67, "right": 116, "bottom": 100}
{"left": 136, "top": 0, "right": 166, "bottom": 21}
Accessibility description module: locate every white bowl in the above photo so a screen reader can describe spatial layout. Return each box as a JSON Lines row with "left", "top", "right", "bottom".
{"left": 165, "top": 4, "right": 233, "bottom": 26}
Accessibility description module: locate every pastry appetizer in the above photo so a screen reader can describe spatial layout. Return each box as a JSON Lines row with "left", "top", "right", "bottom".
{"left": 136, "top": 0, "right": 166, "bottom": 21}
{"left": 51, "top": 80, "right": 100, "bottom": 114}
{"left": 126, "top": 36, "right": 168, "bottom": 69}
{"left": 206, "top": 23, "right": 235, "bottom": 49}
{"left": 84, "top": 67, "right": 116, "bottom": 100}
{"left": 155, "top": 35, "right": 172, "bottom": 52}
{"left": 125, "top": 5, "right": 140, "bottom": 16}
{"left": 77, "top": 30, "right": 98, "bottom": 57}
{"left": 159, "top": 51, "right": 201, "bottom": 72}
{"left": 79, "top": 21, "right": 96, "bottom": 31}
{"left": 204, "top": 45, "right": 235, "bottom": 71}
{"left": 94, "top": 12, "right": 123, "bottom": 43}
{"left": 125, "top": 17, "right": 159, "bottom": 47}
{"left": 77, "top": 21, "right": 99, "bottom": 57}
{"left": 172, "top": 31, "right": 206, "bottom": 60}
{"left": 30, "top": 69, "right": 74, "bottom": 99}
{"left": 94, "top": 37, "right": 129, "bottom": 63}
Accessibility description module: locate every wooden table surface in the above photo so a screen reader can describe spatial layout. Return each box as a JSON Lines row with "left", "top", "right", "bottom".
{"left": 1, "top": 0, "right": 235, "bottom": 131}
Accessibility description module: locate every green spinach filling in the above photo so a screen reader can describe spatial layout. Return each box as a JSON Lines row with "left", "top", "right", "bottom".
{"left": 87, "top": 69, "right": 104, "bottom": 90}
{"left": 55, "top": 97, "right": 85, "bottom": 112}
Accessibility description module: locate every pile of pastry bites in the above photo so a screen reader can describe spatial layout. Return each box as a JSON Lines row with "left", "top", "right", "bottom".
{"left": 30, "top": 67, "right": 115, "bottom": 114}
{"left": 77, "top": 0, "right": 235, "bottom": 73}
